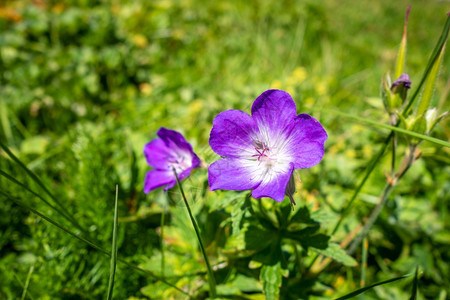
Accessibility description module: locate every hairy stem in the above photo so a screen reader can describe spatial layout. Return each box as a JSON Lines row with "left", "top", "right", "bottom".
{"left": 347, "top": 145, "right": 417, "bottom": 255}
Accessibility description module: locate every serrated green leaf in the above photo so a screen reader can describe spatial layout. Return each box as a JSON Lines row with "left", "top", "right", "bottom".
{"left": 245, "top": 225, "right": 276, "bottom": 251}
{"left": 260, "top": 262, "right": 283, "bottom": 300}
{"left": 290, "top": 206, "right": 315, "bottom": 224}
{"left": 312, "top": 243, "right": 357, "bottom": 267}
{"left": 301, "top": 234, "right": 329, "bottom": 250}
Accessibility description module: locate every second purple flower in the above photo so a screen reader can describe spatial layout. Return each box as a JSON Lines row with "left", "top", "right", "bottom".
{"left": 208, "top": 89, "right": 327, "bottom": 202}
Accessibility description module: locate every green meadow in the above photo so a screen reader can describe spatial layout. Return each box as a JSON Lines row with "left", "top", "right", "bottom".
{"left": 0, "top": 0, "right": 448, "bottom": 299}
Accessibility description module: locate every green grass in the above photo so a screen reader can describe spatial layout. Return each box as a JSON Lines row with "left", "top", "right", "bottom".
{"left": 0, "top": 0, "right": 449, "bottom": 299}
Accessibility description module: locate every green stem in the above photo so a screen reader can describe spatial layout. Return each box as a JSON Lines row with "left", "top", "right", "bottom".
{"left": 324, "top": 110, "right": 450, "bottom": 147}
{"left": 160, "top": 208, "right": 165, "bottom": 278}
{"left": 173, "top": 169, "right": 217, "bottom": 298}
{"left": 359, "top": 238, "right": 368, "bottom": 300}
{"left": 347, "top": 146, "right": 416, "bottom": 255}
{"left": 305, "top": 133, "right": 391, "bottom": 272}
{"left": 20, "top": 263, "right": 35, "bottom": 300}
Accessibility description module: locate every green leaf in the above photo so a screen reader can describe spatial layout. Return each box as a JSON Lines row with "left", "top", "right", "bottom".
{"left": 260, "top": 262, "right": 283, "bottom": 300}
{"left": 216, "top": 274, "right": 261, "bottom": 295}
{"left": 290, "top": 206, "right": 315, "bottom": 224}
{"left": 311, "top": 243, "right": 357, "bottom": 267}
{"left": 416, "top": 41, "right": 446, "bottom": 117}
{"left": 394, "top": 6, "right": 409, "bottom": 78}
{"left": 403, "top": 14, "right": 449, "bottom": 115}
{"left": 245, "top": 225, "right": 276, "bottom": 251}
{"left": 334, "top": 273, "right": 412, "bottom": 300}
{"left": 231, "top": 197, "right": 247, "bottom": 236}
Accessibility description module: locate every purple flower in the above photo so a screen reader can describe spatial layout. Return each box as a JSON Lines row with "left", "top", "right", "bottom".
{"left": 208, "top": 89, "right": 327, "bottom": 202}
{"left": 391, "top": 73, "right": 411, "bottom": 90}
{"left": 143, "top": 127, "right": 201, "bottom": 193}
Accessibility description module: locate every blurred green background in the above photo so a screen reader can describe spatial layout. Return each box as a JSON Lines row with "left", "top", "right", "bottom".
{"left": 0, "top": 0, "right": 449, "bottom": 299}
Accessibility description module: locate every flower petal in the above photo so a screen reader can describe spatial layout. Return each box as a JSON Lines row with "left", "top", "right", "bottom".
{"left": 158, "top": 127, "right": 200, "bottom": 164}
{"left": 143, "top": 138, "right": 174, "bottom": 169}
{"left": 251, "top": 162, "right": 294, "bottom": 202}
{"left": 144, "top": 170, "right": 175, "bottom": 193}
{"left": 209, "top": 110, "right": 259, "bottom": 158}
{"left": 157, "top": 127, "right": 192, "bottom": 153}
{"left": 251, "top": 90, "right": 297, "bottom": 142}
{"left": 283, "top": 114, "right": 327, "bottom": 169}
{"left": 144, "top": 127, "right": 200, "bottom": 171}
{"left": 208, "top": 158, "right": 263, "bottom": 191}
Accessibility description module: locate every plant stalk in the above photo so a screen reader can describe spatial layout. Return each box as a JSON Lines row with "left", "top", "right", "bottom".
{"left": 173, "top": 169, "right": 217, "bottom": 298}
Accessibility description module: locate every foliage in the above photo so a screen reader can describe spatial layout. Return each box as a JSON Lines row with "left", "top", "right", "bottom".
{"left": 0, "top": 0, "right": 448, "bottom": 299}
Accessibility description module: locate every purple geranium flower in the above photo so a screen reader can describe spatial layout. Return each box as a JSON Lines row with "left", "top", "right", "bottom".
{"left": 208, "top": 89, "right": 327, "bottom": 203}
{"left": 143, "top": 127, "right": 201, "bottom": 193}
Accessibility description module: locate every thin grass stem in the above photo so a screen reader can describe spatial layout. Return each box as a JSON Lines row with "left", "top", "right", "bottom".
{"left": 410, "top": 266, "right": 419, "bottom": 300}
{"left": 335, "top": 273, "right": 413, "bottom": 300}
{"left": 2, "top": 190, "right": 191, "bottom": 297}
{"left": 403, "top": 14, "right": 449, "bottom": 116}
{"left": 359, "top": 237, "right": 368, "bottom": 300}
{"left": 106, "top": 185, "right": 119, "bottom": 300}
{"left": 0, "top": 142, "right": 86, "bottom": 231}
{"left": 20, "top": 263, "right": 35, "bottom": 300}
{"left": 0, "top": 169, "right": 87, "bottom": 234}
{"left": 172, "top": 169, "right": 217, "bottom": 298}
{"left": 160, "top": 207, "right": 165, "bottom": 278}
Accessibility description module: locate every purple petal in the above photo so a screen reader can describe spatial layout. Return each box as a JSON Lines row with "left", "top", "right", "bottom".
{"left": 284, "top": 114, "right": 327, "bottom": 169}
{"left": 209, "top": 110, "right": 259, "bottom": 158}
{"left": 157, "top": 127, "right": 200, "bottom": 163}
{"left": 251, "top": 90, "right": 297, "bottom": 141}
{"left": 144, "top": 138, "right": 174, "bottom": 169}
{"left": 391, "top": 73, "right": 411, "bottom": 90}
{"left": 252, "top": 162, "right": 294, "bottom": 202}
{"left": 208, "top": 158, "right": 263, "bottom": 191}
{"left": 144, "top": 127, "right": 200, "bottom": 171}
{"left": 144, "top": 170, "right": 175, "bottom": 193}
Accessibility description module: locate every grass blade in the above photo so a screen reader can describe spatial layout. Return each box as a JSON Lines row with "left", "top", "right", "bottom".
{"left": 416, "top": 43, "right": 446, "bottom": 116}
{"left": 394, "top": 6, "right": 410, "bottom": 78}
{"left": 326, "top": 110, "right": 450, "bottom": 147}
{"left": 0, "top": 169, "right": 87, "bottom": 234}
{"left": 335, "top": 273, "right": 412, "bottom": 300}
{"left": 360, "top": 238, "right": 368, "bottom": 288}
{"left": 107, "top": 185, "right": 119, "bottom": 300}
{"left": 409, "top": 266, "right": 419, "bottom": 300}
{"left": 0, "top": 141, "right": 86, "bottom": 232}
{"left": 173, "top": 169, "right": 217, "bottom": 298}
{"left": 20, "top": 263, "right": 35, "bottom": 300}
{"left": 1, "top": 190, "right": 191, "bottom": 297}
{"left": 0, "top": 141, "right": 64, "bottom": 206}
{"left": 403, "top": 14, "right": 449, "bottom": 116}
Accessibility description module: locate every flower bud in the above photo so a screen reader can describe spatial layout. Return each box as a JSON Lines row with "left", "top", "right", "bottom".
{"left": 390, "top": 73, "right": 411, "bottom": 103}
{"left": 285, "top": 175, "right": 297, "bottom": 210}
